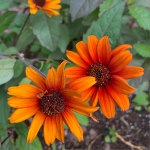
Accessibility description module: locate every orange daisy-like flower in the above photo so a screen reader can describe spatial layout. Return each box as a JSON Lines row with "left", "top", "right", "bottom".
{"left": 7, "top": 61, "right": 99, "bottom": 145}
{"left": 65, "top": 36, "right": 144, "bottom": 119}
{"left": 28, "top": 0, "right": 61, "bottom": 17}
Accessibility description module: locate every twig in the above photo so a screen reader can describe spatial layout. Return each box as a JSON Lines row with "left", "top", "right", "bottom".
{"left": 88, "top": 133, "right": 103, "bottom": 150}
{"left": 115, "top": 132, "right": 143, "bottom": 150}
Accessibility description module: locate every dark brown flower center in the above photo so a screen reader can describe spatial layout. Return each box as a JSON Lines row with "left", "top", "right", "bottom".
{"left": 39, "top": 91, "right": 65, "bottom": 116}
{"left": 87, "top": 63, "right": 110, "bottom": 87}
{"left": 33, "top": 0, "right": 45, "bottom": 7}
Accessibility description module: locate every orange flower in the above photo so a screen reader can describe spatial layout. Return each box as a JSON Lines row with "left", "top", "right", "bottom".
{"left": 28, "top": 0, "right": 61, "bottom": 17}
{"left": 7, "top": 61, "right": 99, "bottom": 145}
{"left": 66, "top": 36, "right": 144, "bottom": 119}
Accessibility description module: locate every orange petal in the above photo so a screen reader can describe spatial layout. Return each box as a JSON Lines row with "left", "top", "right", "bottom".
{"left": 66, "top": 77, "right": 79, "bottom": 85}
{"left": 89, "top": 87, "right": 99, "bottom": 107}
{"left": 108, "top": 50, "right": 132, "bottom": 73}
{"left": 106, "top": 84, "right": 129, "bottom": 111}
{"left": 66, "top": 50, "right": 89, "bottom": 69}
{"left": 8, "top": 105, "right": 40, "bottom": 123}
{"left": 65, "top": 66, "right": 87, "bottom": 79}
{"left": 87, "top": 35, "right": 98, "bottom": 63}
{"left": 26, "top": 67, "right": 47, "bottom": 91}
{"left": 97, "top": 36, "right": 111, "bottom": 65}
{"left": 62, "top": 88, "right": 81, "bottom": 98}
{"left": 99, "top": 87, "right": 115, "bottom": 119}
{"left": 62, "top": 108, "right": 83, "bottom": 141}
{"left": 44, "top": 3, "right": 61, "bottom": 10}
{"left": 110, "top": 75, "right": 135, "bottom": 94}
{"left": 76, "top": 41, "right": 93, "bottom": 65}
{"left": 44, "top": 116, "right": 56, "bottom": 146}
{"left": 27, "top": 110, "right": 47, "bottom": 143}
{"left": 8, "top": 96, "right": 39, "bottom": 108}
{"left": 115, "top": 66, "right": 144, "bottom": 79}
{"left": 111, "top": 44, "right": 132, "bottom": 58}
{"left": 66, "top": 76, "right": 96, "bottom": 93}
{"left": 57, "top": 60, "right": 67, "bottom": 90}
{"left": 30, "top": 8, "right": 38, "bottom": 14}
{"left": 80, "top": 86, "right": 96, "bottom": 102}
{"left": 45, "top": 67, "right": 58, "bottom": 91}
{"left": 8, "top": 84, "right": 42, "bottom": 98}
{"left": 55, "top": 114, "right": 64, "bottom": 142}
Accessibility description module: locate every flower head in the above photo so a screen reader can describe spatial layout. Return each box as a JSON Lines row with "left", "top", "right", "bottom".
{"left": 66, "top": 36, "right": 144, "bottom": 119}
{"left": 28, "top": 0, "right": 61, "bottom": 17}
{"left": 8, "top": 61, "right": 99, "bottom": 145}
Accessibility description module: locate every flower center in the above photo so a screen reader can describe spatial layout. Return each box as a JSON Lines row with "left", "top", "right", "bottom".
{"left": 33, "top": 0, "right": 45, "bottom": 7}
{"left": 39, "top": 91, "right": 65, "bottom": 116}
{"left": 87, "top": 63, "right": 110, "bottom": 87}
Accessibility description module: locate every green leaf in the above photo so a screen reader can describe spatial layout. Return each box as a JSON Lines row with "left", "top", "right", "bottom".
{"left": 13, "top": 60, "right": 24, "bottom": 78}
{"left": 73, "top": 111, "right": 89, "bottom": 126}
{"left": 146, "top": 106, "right": 150, "bottom": 111}
{"left": 0, "top": 85, "right": 10, "bottom": 130}
{"left": 0, "top": 11, "right": 17, "bottom": 34}
{"left": 70, "top": 0, "right": 103, "bottom": 21}
{"left": 133, "top": 44, "right": 150, "bottom": 57}
{"left": 104, "top": 135, "right": 111, "bottom": 143}
{"left": 99, "top": 0, "right": 123, "bottom": 17}
{"left": 19, "top": 77, "right": 31, "bottom": 85}
{"left": 0, "top": 0, "right": 14, "bottom": 11}
{"left": 30, "top": 11, "right": 60, "bottom": 51}
{"left": 134, "top": 81, "right": 149, "bottom": 95}
{"left": 134, "top": 106, "right": 142, "bottom": 111}
{"left": 83, "top": 1, "right": 126, "bottom": 49}
{"left": 133, "top": 92, "right": 149, "bottom": 106}
{"left": 111, "top": 136, "right": 117, "bottom": 143}
{"left": 2, "top": 47, "right": 18, "bottom": 55}
{"left": 58, "top": 24, "right": 70, "bottom": 53}
{"left": 134, "top": 0, "right": 150, "bottom": 8}
{"left": 128, "top": 5, "right": 150, "bottom": 30}
{"left": 16, "top": 29, "right": 36, "bottom": 51}
{"left": 0, "top": 43, "right": 7, "bottom": 53}
{"left": 0, "top": 58, "right": 16, "bottom": 85}
{"left": 30, "top": 45, "right": 40, "bottom": 52}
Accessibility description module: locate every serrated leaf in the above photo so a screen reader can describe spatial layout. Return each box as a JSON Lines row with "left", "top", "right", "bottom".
{"left": 128, "top": 5, "right": 150, "bottom": 30}
{"left": 30, "top": 11, "right": 60, "bottom": 51}
{"left": 133, "top": 92, "right": 149, "bottom": 106}
{"left": 99, "top": 0, "right": 123, "bottom": 17}
{"left": 0, "top": 58, "right": 16, "bottom": 85}
{"left": 58, "top": 24, "right": 70, "bottom": 53}
{"left": 2, "top": 47, "right": 18, "bottom": 55}
{"left": 16, "top": 29, "right": 36, "bottom": 51}
{"left": 0, "top": 85, "right": 10, "bottom": 130}
{"left": 83, "top": 1, "right": 126, "bottom": 49}
{"left": 133, "top": 44, "right": 150, "bottom": 57}
{"left": 0, "top": 11, "right": 17, "bottom": 34}
{"left": 70, "top": 0, "right": 103, "bottom": 21}
{"left": 13, "top": 60, "right": 24, "bottom": 78}
{"left": 0, "top": 0, "right": 14, "bottom": 11}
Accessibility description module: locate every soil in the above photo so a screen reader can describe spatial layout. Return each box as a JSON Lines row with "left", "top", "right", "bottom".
{"left": 38, "top": 99, "right": 150, "bottom": 150}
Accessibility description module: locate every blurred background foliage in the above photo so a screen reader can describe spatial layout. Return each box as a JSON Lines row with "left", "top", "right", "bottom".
{"left": 0, "top": 0, "right": 150, "bottom": 149}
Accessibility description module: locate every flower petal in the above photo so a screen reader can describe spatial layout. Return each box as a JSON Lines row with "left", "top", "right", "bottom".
{"left": 26, "top": 67, "right": 47, "bottom": 91}
{"left": 62, "top": 108, "right": 83, "bottom": 141}
{"left": 62, "top": 88, "right": 81, "bottom": 98}
{"left": 66, "top": 50, "right": 89, "bottom": 69}
{"left": 8, "top": 96, "right": 39, "bottom": 108}
{"left": 97, "top": 36, "right": 111, "bottom": 65}
{"left": 66, "top": 76, "right": 96, "bottom": 93}
{"left": 30, "top": 8, "right": 38, "bottom": 14}
{"left": 44, "top": 116, "right": 56, "bottom": 146}
{"left": 8, "top": 84, "right": 42, "bottom": 98}
{"left": 76, "top": 41, "right": 93, "bottom": 65}
{"left": 27, "top": 110, "right": 47, "bottom": 143}
{"left": 57, "top": 60, "right": 67, "bottom": 90}
{"left": 55, "top": 114, "right": 64, "bottom": 142}
{"left": 110, "top": 75, "right": 135, "bottom": 94}
{"left": 115, "top": 66, "right": 144, "bottom": 79}
{"left": 89, "top": 87, "right": 99, "bottom": 107}
{"left": 99, "top": 87, "right": 115, "bottom": 119}
{"left": 8, "top": 105, "right": 40, "bottom": 123}
{"left": 108, "top": 50, "right": 132, "bottom": 73}
{"left": 87, "top": 35, "right": 98, "bottom": 63}
{"left": 111, "top": 44, "right": 132, "bottom": 58}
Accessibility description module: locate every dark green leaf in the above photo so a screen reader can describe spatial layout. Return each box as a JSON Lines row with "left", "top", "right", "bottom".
{"left": 0, "top": 0, "right": 13, "bottom": 11}
{"left": 13, "top": 60, "right": 24, "bottom": 78}
{"left": 30, "top": 45, "right": 40, "bottom": 52}
{"left": 30, "top": 11, "right": 60, "bottom": 51}
{"left": 133, "top": 92, "right": 149, "bottom": 106}
{"left": 70, "top": 0, "right": 103, "bottom": 21}
{"left": 0, "top": 11, "right": 17, "bottom": 34}
{"left": 0, "top": 58, "right": 16, "bottom": 85}
{"left": 0, "top": 43, "right": 7, "bottom": 53}
{"left": 83, "top": 1, "right": 126, "bottom": 49}
{"left": 128, "top": 5, "right": 150, "bottom": 30}
{"left": 2, "top": 47, "right": 18, "bottom": 55}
